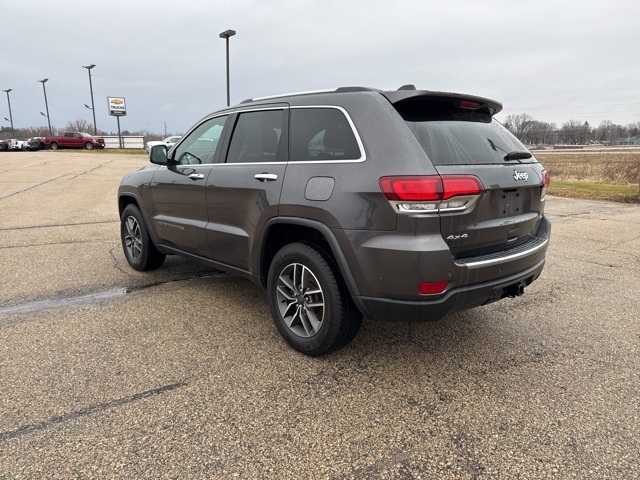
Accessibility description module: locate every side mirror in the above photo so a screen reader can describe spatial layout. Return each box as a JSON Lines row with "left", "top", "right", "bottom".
{"left": 149, "top": 144, "right": 168, "bottom": 165}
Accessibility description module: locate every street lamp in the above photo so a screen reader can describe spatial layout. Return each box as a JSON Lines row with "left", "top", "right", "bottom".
{"left": 2, "top": 88, "right": 14, "bottom": 137}
{"left": 38, "top": 78, "right": 52, "bottom": 136}
{"left": 82, "top": 64, "right": 97, "bottom": 135}
{"left": 219, "top": 29, "right": 236, "bottom": 107}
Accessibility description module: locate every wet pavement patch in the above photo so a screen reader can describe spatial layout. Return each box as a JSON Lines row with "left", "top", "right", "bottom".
{"left": 0, "top": 271, "right": 230, "bottom": 316}
{"left": 0, "top": 288, "right": 128, "bottom": 315}
{"left": 0, "top": 288, "right": 127, "bottom": 315}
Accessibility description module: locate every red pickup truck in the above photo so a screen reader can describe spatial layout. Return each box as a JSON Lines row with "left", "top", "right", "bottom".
{"left": 44, "top": 132, "right": 105, "bottom": 150}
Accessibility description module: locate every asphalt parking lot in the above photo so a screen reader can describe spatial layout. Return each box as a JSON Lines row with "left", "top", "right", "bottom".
{"left": 1, "top": 151, "right": 639, "bottom": 479}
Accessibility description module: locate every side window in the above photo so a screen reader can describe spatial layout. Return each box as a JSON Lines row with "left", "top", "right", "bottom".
{"left": 173, "top": 115, "right": 228, "bottom": 165}
{"left": 290, "top": 108, "right": 361, "bottom": 161}
{"left": 226, "top": 110, "right": 284, "bottom": 163}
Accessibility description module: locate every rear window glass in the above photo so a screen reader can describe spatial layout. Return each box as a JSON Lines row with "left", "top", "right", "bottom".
{"left": 226, "top": 110, "right": 284, "bottom": 163}
{"left": 396, "top": 99, "right": 535, "bottom": 166}
{"left": 290, "top": 108, "right": 361, "bottom": 161}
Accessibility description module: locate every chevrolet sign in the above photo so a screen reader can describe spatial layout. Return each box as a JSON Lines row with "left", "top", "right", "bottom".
{"left": 108, "top": 97, "right": 127, "bottom": 116}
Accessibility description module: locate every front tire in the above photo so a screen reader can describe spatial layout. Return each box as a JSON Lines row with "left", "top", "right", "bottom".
{"left": 120, "top": 204, "right": 165, "bottom": 271}
{"left": 267, "top": 242, "right": 362, "bottom": 356}
{"left": 50, "top": 142, "right": 59, "bottom": 150}
{"left": 85, "top": 142, "right": 94, "bottom": 150}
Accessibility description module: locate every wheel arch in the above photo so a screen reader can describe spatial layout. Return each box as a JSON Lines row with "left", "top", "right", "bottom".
{"left": 118, "top": 193, "right": 140, "bottom": 217}
{"left": 256, "top": 217, "right": 361, "bottom": 299}
{"left": 118, "top": 193, "right": 167, "bottom": 255}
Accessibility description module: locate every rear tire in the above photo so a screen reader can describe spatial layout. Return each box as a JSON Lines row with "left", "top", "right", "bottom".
{"left": 120, "top": 204, "right": 166, "bottom": 271}
{"left": 50, "top": 142, "right": 59, "bottom": 150}
{"left": 267, "top": 242, "right": 362, "bottom": 356}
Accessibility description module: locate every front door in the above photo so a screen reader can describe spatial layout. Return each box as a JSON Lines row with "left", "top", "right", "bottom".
{"left": 149, "top": 114, "right": 230, "bottom": 257}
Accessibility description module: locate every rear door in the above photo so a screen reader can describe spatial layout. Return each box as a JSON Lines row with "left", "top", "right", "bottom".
{"left": 391, "top": 94, "right": 547, "bottom": 258}
{"left": 205, "top": 106, "right": 288, "bottom": 270}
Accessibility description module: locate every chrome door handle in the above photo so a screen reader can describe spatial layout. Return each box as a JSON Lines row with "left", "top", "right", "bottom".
{"left": 254, "top": 173, "right": 278, "bottom": 182}
{"left": 188, "top": 173, "right": 205, "bottom": 180}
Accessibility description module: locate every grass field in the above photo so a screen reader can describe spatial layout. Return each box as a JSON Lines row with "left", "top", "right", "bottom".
{"left": 536, "top": 151, "right": 640, "bottom": 203}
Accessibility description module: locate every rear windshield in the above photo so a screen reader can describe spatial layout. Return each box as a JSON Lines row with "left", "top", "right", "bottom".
{"left": 396, "top": 99, "right": 536, "bottom": 166}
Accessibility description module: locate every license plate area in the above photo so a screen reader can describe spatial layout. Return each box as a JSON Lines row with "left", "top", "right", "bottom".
{"left": 498, "top": 189, "right": 524, "bottom": 217}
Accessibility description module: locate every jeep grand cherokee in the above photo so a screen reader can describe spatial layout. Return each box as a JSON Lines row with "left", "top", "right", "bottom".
{"left": 118, "top": 85, "right": 550, "bottom": 356}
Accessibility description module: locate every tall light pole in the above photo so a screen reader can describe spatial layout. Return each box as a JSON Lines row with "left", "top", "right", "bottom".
{"left": 2, "top": 88, "right": 14, "bottom": 137}
{"left": 38, "top": 78, "right": 52, "bottom": 136}
{"left": 219, "top": 29, "right": 236, "bottom": 107}
{"left": 82, "top": 64, "right": 97, "bottom": 134}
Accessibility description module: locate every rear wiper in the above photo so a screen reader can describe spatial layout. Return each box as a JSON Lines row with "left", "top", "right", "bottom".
{"left": 504, "top": 151, "right": 532, "bottom": 161}
{"left": 488, "top": 139, "right": 532, "bottom": 162}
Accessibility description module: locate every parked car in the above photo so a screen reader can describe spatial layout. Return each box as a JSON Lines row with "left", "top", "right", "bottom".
{"left": 26, "top": 137, "right": 46, "bottom": 151}
{"left": 44, "top": 132, "right": 105, "bottom": 150}
{"left": 145, "top": 135, "right": 181, "bottom": 153}
{"left": 7, "top": 139, "right": 27, "bottom": 150}
{"left": 0, "top": 139, "right": 8, "bottom": 151}
{"left": 118, "top": 85, "right": 551, "bottom": 356}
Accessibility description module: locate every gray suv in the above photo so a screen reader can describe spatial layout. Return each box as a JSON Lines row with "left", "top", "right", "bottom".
{"left": 118, "top": 86, "right": 550, "bottom": 356}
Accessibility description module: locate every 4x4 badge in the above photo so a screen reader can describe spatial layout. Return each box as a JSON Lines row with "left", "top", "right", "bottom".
{"left": 513, "top": 170, "right": 529, "bottom": 181}
{"left": 447, "top": 234, "right": 468, "bottom": 241}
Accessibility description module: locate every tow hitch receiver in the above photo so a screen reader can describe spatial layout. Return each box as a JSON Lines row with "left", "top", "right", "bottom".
{"left": 485, "top": 277, "right": 533, "bottom": 305}
{"left": 505, "top": 282, "right": 525, "bottom": 298}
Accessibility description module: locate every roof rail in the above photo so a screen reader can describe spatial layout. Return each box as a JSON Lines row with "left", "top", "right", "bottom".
{"left": 240, "top": 86, "right": 381, "bottom": 104}
{"left": 334, "top": 86, "right": 381, "bottom": 93}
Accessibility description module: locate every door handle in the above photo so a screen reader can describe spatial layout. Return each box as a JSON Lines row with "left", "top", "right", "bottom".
{"left": 254, "top": 173, "right": 278, "bottom": 182}
{"left": 188, "top": 173, "right": 205, "bottom": 180}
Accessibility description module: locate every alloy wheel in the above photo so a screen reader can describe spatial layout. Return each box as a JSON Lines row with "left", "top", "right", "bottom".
{"left": 124, "top": 216, "right": 142, "bottom": 261}
{"left": 276, "top": 263, "right": 325, "bottom": 338}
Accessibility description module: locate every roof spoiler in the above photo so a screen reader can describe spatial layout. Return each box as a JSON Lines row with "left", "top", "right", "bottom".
{"left": 382, "top": 90, "right": 503, "bottom": 115}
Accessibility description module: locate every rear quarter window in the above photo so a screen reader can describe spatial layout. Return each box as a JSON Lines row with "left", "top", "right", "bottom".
{"left": 290, "top": 108, "right": 362, "bottom": 161}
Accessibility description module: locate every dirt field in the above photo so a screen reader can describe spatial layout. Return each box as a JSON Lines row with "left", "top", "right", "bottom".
{"left": 535, "top": 151, "right": 640, "bottom": 185}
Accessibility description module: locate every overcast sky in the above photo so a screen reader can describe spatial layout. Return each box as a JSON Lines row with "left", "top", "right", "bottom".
{"left": 1, "top": 0, "right": 638, "bottom": 135}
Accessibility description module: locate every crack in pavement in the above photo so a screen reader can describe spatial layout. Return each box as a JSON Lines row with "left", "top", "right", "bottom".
{"left": 0, "top": 159, "right": 116, "bottom": 201}
{"left": 0, "top": 220, "right": 118, "bottom": 232}
{"left": 0, "top": 238, "right": 108, "bottom": 249}
{"left": 0, "top": 381, "right": 188, "bottom": 443}
{"left": 65, "top": 158, "right": 116, "bottom": 180}
{"left": 109, "top": 245, "right": 131, "bottom": 276}
{"left": 0, "top": 173, "right": 72, "bottom": 200}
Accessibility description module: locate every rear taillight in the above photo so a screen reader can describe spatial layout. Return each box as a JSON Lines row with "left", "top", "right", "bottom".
{"left": 541, "top": 169, "right": 550, "bottom": 200}
{"left": 379, "top": 175, "right": 484, "bottom": 213}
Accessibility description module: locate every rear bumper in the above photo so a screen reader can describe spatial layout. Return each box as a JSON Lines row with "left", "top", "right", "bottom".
{"left": 354, "top": 258, "right": 546, "bottom": 322}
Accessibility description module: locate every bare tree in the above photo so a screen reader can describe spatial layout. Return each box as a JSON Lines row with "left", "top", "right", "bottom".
{"left": 65, "top": 119, "right": 92, "bottom": 133}
{"left": 503, "top": 113, "right": 536, "bottom": 142}
{"left": 596, "top": 120, "right": 613, "bottom": 143}
{"left": 560, "top": 120, "right": 586, "bottom": 145}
